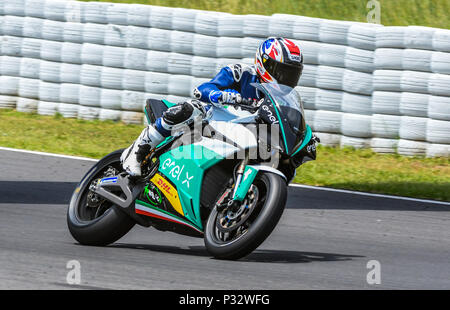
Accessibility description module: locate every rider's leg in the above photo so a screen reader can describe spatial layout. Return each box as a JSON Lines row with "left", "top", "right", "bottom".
{"left": 121, "top": 100, "right": 207, "bottom": 176}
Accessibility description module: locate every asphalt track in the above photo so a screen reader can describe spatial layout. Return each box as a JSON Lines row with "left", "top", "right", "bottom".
{"left": 0, "top": 148, "right": 449, "bottom": 290}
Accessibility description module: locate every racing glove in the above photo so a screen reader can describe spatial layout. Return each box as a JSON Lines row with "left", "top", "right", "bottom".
{"left": 219, "top": 89, "right": 242, "bottom": 104}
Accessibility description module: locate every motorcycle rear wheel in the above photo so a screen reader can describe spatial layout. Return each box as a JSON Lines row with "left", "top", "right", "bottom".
{"left": 67, "top": 149, "right": 135, "bottom": 246}
{"left": 204, "top": 172, "right": 287, "bottom": 260}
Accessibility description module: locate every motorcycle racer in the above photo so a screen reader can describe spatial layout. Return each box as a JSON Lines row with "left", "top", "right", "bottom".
{"left": 121, "top": 37, "right": 304, "bottom": 177}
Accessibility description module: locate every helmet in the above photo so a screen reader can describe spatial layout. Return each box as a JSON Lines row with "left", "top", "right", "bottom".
{"left": 255, "top": 37, "right": 304, "bottom": 88}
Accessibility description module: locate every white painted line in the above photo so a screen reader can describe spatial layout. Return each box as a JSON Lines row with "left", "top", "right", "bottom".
{"left": 289, "top": 183, "right": 450, "bottom": 206}
{"left": 1, "top": 146, "right": 448, "bottom": 205}
{"left": 0, "top": 146, "right": 98, "bottom": 162}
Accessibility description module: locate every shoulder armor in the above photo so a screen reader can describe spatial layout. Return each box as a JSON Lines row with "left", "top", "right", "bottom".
{"left": 226, "top": 63, "right": 256, "bottom": 82}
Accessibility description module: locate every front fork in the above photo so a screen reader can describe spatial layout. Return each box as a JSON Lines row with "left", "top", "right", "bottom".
{"left": 216, "top": 154, "right": 258, "bottom": 212}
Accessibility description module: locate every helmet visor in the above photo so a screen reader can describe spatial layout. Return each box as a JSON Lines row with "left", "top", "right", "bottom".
{"left": 263, "top": 55, "right": 303, "bottom": 88}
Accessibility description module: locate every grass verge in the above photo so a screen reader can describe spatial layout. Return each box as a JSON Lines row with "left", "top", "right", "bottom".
{"left": 82, "top": 0, "right": 450, "bottom": 29}
{"left": 1, "top": 109, "right": 449, "bottom": 201}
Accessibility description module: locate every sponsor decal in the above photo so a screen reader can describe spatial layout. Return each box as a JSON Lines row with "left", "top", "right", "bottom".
{"left": 261, "top": 105, "right": 279, "bottom": 124}
{"left": 307, "top": 143, "right": 316, "bottom": 153}
{"left": 144, "top": 182, "right": 162, "bottom": 206}
{"left": 150, "top": 173, "right": 184, "bottom": 216}
{"left": 161, "top": 158, "right": 194, "bottom": 189}
{"left": 243, "top": 168, "right": 253, "bottom": 181}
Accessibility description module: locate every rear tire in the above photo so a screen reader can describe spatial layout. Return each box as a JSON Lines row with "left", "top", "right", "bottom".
{"left": 67, "top": 149, "right": 135, "bottom": 246}
{"left": 204, "top": 172, "right": 287, "bottom": 260}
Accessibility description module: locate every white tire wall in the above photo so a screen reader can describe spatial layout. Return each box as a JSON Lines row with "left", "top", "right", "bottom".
{"left": 0, "top": 95, "right": 18, "bottom": 109}
{"left": 78, "top": 105, "right": 100, "bottom": 120}
{"left": 342, "top": 93, "right": 372, "bottom": 115}
{"left": 428, "top": 95, "right": 450, "bottom": 121}
{"left": 428, "top": 74, "right": 450, "bottom": 96}
{"left": 426, "top": 119, "right": 450, "bottom": 144}
{"left": 376, "top": 27, "right": 406, "bottom": 48}
{"left": 371, "top": 114, "right": 401, "bottom": 139}
{"left": 397, "top": 139, "right": 427, "bottom": 156}
{"left": 99, "top": 108, "right": 122, "bottom": 122}
{"left": 399, "top": 92, "right": 429, "bottom": 117}
{"left": 372, "top": 91, "right": 401, "bottom": 115}
{"left": 293, "top": 16, "right": 322, "bottom": 42}
{"left": 340, "top": 136, "right": 371, "bottom": 149}
{"left": 426, "top": 144, "right": 450, "bottom": 158}
{"left": 370, "top": 138, "right": 398, "bottom": 154}
{"left": 17, "top": 97, "right": 39, "bottom": 113}
{"left": 60, "top": 83, "right": 80, "bottom": 104}
{"left": 374, "top": 49, "right": 403, "bottom": 70}
{"left": 373, "top": 70, "right": 402, "bottom": 92}
{"left": 315, "top": 132, "right": 341, "bottom": 147}
{"left": 18, "top": 78, "right": 40, "bottom": 99}
{"left": 399, "top": 116, "right": 427, "bottom": 141}
{"left": 313, "top": 111, "right": 342, "bottom": 134}
{"left": 37, "top": 100, "right": 59, "bottom": 116}
{"left": 1, "top": 2, "right": 449, "bottom": 157}
{"left": 347, "top": 25, "right": 379, "bottom": 51}
{"left": 343, "top": 70, "right": 373, "bottom": 95}
{"left": 431, "top": 52, "right": 450, "bottom": 74}
{"left": 432, "top": 29, "right": 450, "bottom": 52}
{"left": 404, "top": 26, "right": 435, "bottom": 50}
{"left": 402, "top": 49, "right": 432, "bottom": 72}
{"left": 296, "top": 86, "right": 316, "bottom": 110}
{"left": 341, "top": 114, "right": 372, "bottom": 138}
{"left": 345, "top": 47, "right": 374, "bottom": 73}
{"left": 314, "top": 89, "right": 342, "bottom": 112}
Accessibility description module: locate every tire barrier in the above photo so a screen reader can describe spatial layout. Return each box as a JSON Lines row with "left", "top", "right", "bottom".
{"left": 37, "top": 100, "right": 59, "bottom": 116}
{"left": 269, "top": 14, "right": 296, "bottom": 38}
{"left": 370, "top": 138, "right": 398, "bottom": 154}
{"left": 16, "top": 97, "right": 38, "bottom": 113}
{"left": 0, "top": 95, "right": 18, "bottom": 109}
{"left": 1, "top": 0, "right": 449, "bottom": 157}
{"left": 426, "top": 143, "right": 450, "bottom": 158}
{"left": 315, "top": 132, "right": 341, "bottom": 147}
{"left": 371, "top": 114, "right": 401, "bottom": 139}
{"left": 397, "top": 139, "right": 427, "bottom": 156}
{"left": 341, "top": 113, "right": 372, "bottom": 138}
{"left": 341, "top": 92, "right": 372, "bottom": 115}
{"left": 315, "top": 89, "right": 342, "bottom": 112}
{"left": 347, "top": 24, "right": 379, "bottom": 51}
{"left": 399, "top": 116, "right": 427, "bottom": 141}
{"left": 340, "top": 136, "right": 371, "bottom": 149}
{"left": 428, "top": 95, "right": 450, "bottom": 121}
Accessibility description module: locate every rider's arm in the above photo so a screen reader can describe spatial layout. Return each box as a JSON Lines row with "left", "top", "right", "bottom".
{"left": 194, "top": 66, "right": 239, "bottom": 104}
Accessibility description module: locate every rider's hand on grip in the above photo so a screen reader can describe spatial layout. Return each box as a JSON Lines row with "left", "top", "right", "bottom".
{"left": 220, "top": 89, "right": 242, "bottom": 104}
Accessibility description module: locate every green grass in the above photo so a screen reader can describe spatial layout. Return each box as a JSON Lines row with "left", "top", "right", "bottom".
{"left": 1, "top": 109, "right": 449, "bottom": 201}
{"left": 81, "top": 0, "right": 450, "bottom": 29}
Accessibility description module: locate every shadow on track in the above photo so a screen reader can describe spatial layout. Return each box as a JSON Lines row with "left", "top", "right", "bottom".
{"left": 0, "top": 181, "right": 77, "bottom": 204}
{"left": 110, "top": 243, "right": 363, "bottom": 263}
{"left": 287, "top": 186, "right": 450, "bottom": 211}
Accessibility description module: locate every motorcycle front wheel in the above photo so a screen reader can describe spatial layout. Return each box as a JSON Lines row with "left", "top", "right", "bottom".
{"left": 67, "top": 149, "right": 135, "bottom": 246}
{"left": 204, "top": 172, "right": 287, "bottom": 260}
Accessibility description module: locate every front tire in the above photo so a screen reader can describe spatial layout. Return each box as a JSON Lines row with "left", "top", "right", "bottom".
{"left": 67, "top": 149, "right": 135, "bottom": 246}
{"left": 204, "top": 172, "right": 287, "bottom": 260}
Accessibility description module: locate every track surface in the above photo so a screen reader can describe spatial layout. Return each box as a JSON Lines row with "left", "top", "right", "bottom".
{"left": 0, "top": 149, "right": 449, "bottom": 290}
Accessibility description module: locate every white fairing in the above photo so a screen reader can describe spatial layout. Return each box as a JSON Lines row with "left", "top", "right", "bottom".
{"left": 208, "top": 121, "right": 258, "bottom": 149}
{"left": 192, "top": 137, "right": 239, "bottom": 158}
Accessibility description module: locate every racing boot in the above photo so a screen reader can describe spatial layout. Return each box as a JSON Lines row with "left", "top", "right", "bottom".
{"left": 120, "top": 125, "right": 164, "bottom": 177}
{"left": 121, "top": 100, "right": 207, "bottom": 177}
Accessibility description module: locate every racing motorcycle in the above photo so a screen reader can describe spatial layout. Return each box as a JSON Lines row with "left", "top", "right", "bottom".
{"left": 67, "top": 83, "right": 318, "bottom": 260}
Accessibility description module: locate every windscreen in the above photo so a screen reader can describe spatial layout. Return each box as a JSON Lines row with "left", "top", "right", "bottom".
{"left": 253, "top": 83, "right": 307, "bottom": 154}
